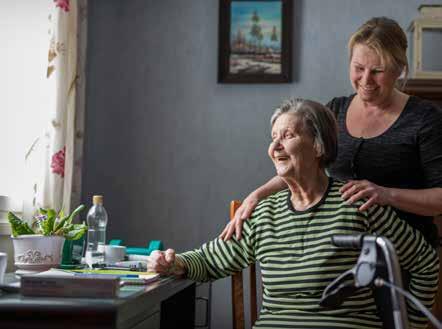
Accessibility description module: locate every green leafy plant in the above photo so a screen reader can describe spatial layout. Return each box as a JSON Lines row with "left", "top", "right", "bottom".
{"left": 8, "top": 205, "right": 87, "bottom": 240}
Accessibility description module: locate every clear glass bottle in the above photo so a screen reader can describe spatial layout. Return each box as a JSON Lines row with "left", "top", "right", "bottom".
{"left": 85, "top": 195, "right": 108, "bottom": 268}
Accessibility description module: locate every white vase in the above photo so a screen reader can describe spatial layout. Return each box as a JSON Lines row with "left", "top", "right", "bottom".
{"left": 11, "top": 235, "right": 65, "bottom": 272}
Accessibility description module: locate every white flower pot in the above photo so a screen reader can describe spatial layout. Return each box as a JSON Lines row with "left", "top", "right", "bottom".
{"left": 11, "top": 235, "right": 65, "bottom": 272}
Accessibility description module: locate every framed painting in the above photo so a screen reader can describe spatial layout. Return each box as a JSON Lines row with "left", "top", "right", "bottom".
{"left": 218, "top": 0, "right": 293, "bottom": 83}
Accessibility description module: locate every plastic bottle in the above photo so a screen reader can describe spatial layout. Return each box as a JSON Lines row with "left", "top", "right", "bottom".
{"left": 85, "top": 195, "right": 108, "bottom": 268}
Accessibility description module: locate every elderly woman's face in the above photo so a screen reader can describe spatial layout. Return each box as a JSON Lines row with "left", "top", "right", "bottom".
{"left": 268, "top": 113, "right": 319, "bottom": 178}
{"left": 349, "top": 44, "right": 400, "bottom": 104}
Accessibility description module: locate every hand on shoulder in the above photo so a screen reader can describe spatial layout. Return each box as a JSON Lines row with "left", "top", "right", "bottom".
{"left": 340, "top": 179, "right": 392, "bottom": 211}
{"left": 219, "top": 193, "right": 260, "bottom": 241}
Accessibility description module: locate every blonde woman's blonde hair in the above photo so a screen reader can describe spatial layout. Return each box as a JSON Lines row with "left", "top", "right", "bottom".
{"left": 348, "top": 17, "right": 408, "bottom": 82}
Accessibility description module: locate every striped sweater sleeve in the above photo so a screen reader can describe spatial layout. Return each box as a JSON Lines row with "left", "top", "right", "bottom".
{"left": 365, "top": 204, "right": 439, "bottom": 329}
{"left": 177, "top": 221, "right": 256, "bottom": 282}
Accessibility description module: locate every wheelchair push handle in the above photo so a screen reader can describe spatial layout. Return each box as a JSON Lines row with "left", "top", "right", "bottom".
{"left": 331, "top": 234, "right": 364, "bottom": 248}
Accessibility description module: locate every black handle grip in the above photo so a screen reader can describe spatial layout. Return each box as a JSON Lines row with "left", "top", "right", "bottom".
{"left": 332, "top": 234, "right": 364, "bottom": 248}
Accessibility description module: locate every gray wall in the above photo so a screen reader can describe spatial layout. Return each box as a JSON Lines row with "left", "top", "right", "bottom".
{"left": 82, "top": 1, "right": 442, "bottom": 328}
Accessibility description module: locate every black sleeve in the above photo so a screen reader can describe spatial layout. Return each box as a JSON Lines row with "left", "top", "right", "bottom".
{"left": 417, "top": 103, "right": 442, "bottom": 188}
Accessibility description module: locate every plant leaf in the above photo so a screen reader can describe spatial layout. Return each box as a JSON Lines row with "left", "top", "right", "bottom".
{"left": 7, "top": 212, "right": 34, "bottom": 237}
{"left": 54, "top": 209, "right": 65, "bottom": 232}
{"left": 66, "top": 204, "right": 85, "bottom": 225}
{"left": 53, "top": 215, "right": 69, "bottom": 232}
{"left": 63, "top": 223, "right": 88, "bottom": 240}
{"left": 40, "top": 209, "right": 56, "bottom": 235}
{"left": 54, "top": 204, "right": 85, "bottom": 234}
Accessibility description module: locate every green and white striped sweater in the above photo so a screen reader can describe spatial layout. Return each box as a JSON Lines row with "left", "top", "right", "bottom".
{"left": 178, "top": 179, "right": 439, "bottom": 329}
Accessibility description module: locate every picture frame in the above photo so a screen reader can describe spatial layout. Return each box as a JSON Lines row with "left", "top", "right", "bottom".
{"left": 218, "top": 0, "right": 293, "bottom": 83}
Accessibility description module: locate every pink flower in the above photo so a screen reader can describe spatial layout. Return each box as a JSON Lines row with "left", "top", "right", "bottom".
{"left": 54, "top": 0, "right": 70, "bottom": 12}
{"left": 51, "top": 146, "right": 65, "bottom": 178}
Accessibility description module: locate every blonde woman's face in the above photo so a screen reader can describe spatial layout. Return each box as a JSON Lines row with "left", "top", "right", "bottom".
{"left": 349, "top": 44, "right": 400, "bottom": 105}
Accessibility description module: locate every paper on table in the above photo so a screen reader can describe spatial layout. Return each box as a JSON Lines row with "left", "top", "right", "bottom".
{"left": 120, "top": 273, "right": 160, "bottom": 286}
{"left": 72, "top": 269, "right": 159, "bottom": 279}
{"left": 33, "top": 268, "right": 77, "bottom": 277}
{"left": 32, "top": 268, "right": 160, "bottom": 285}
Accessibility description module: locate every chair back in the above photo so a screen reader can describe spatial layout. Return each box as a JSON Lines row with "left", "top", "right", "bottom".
{"left": 230, "top": 200, "right": 258, "bottom": 329}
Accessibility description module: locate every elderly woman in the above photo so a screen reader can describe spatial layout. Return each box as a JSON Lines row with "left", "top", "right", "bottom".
{"left": 222, "top": 17, "right": 442, "bottom": 246}
{"left": 149, "top": 99, "right": 438, "bottom": 329}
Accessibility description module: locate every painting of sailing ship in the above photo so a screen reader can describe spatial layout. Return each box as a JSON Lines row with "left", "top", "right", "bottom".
{"left": 230, "top": 1, "right": 282, "bottom": 74}
{"left": 218, "top": 0, "right": 292, "bottom": 83}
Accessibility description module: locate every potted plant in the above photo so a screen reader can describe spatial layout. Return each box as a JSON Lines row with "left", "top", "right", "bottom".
{"left": 8, "top": 205, "right": 87, "bottom": 273}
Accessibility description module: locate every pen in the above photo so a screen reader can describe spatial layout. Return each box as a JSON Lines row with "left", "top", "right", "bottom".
{"left": 102, "top": 266, "right": 141, "bottom": 271}
{"left": 93, "top": 264, "right": 144, "bottom": 271}
{"left": 76, "top": 272, "right": 139, "bottom": 278}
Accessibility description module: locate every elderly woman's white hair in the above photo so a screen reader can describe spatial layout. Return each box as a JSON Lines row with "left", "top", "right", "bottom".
{"left": 270, "top": 98, "right": 338, "bottom": 168}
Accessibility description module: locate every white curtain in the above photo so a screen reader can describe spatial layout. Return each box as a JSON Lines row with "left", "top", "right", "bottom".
{"left": 23, "top": 0, "right": 87, "bottom": 218}
{"left": 44, "top": 0, "right": 78, "bottom": 213}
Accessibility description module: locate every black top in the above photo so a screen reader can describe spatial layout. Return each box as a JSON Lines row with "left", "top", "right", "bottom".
{"left": 326, "top": 94, "right": 442, "bottom": 243}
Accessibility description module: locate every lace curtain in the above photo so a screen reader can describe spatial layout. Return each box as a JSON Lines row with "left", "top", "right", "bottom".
{"left": 23, "top": 0, "right": 87, "bottom": 219}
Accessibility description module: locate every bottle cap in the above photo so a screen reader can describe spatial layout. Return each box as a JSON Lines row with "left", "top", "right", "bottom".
{"left": 92, "top": 195, "right": 103, "bottom": 205}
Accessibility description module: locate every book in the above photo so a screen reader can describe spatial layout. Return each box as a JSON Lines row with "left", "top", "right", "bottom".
{"left": 20, "top": 268, "right": 120, "bottom": 298}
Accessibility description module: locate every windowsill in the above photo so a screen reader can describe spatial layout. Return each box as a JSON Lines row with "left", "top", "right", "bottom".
{"left": 0, "top": 196, "right": 22, "bottom": 236}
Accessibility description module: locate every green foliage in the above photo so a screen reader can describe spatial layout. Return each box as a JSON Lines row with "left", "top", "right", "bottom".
{"left": 39, "top": 208, "right": 56, "bottom": 235}
{"left": 8, "top": 205, "right": 87, "bottom": 240}
{"left": 53, "top": 205, "right": 85, "bottom": 233}
{"left": 62, "top": 223, "right": 88, "bottom": 240}
{"left": 8, "top": 212, "right": 34, "bottom": 236}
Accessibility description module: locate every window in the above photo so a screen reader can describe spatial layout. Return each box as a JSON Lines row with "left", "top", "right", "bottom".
{"left": 0, "top": 196, "right": 22, "bottom": 234}
{"left": 0, "top": 0, "right": 54, "bottom": 200}
{"left": 0, "top": 0, "right": 54, "bottom": 232}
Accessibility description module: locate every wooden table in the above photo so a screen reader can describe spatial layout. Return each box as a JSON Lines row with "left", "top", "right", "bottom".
{"left": 0, "top": 274, "right": 195, "bottom": 329}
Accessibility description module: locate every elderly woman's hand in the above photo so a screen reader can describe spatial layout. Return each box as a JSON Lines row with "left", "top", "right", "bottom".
{"left": 219, "top": 192, "right": 260, "bottom": 241}
{"left": 340, "top": 179, "right": 392, "bottom": 211}
{"left": 148, "top": 249, "right": 186, "bottom": 277}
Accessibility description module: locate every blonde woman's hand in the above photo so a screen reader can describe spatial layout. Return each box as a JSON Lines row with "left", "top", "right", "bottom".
{"left": 340, "top": 179, "right": 392, "bottom": 211}
{"left": 219, "top": 192, "right": 260, "bottom": 241}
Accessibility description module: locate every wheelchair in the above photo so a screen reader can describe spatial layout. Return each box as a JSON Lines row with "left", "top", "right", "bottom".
{"left": 320, "top": 234, "right": 442, "bottom": 329}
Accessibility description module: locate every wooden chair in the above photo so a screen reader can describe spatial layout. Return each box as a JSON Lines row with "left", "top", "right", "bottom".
{"left": 230, "top": 200, "right": 259, "bottom": 329}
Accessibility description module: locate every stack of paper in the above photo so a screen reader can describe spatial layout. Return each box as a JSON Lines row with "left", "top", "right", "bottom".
{"left": 21, "top": 269, "right": 120, "bottom": 298}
